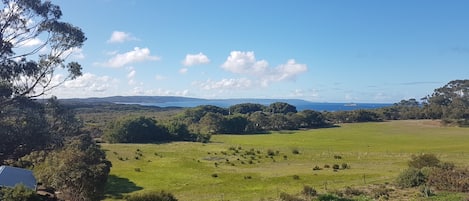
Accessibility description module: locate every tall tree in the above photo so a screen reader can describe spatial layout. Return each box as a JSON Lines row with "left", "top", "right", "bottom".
{"left": 423, "top": 79, "right": 469, "bottom": 120}
{"left": 0, "top": 0, "right": 85, "bottom": 107}
{"left": 35, "top": 134, "right": 111, "bottom": 201}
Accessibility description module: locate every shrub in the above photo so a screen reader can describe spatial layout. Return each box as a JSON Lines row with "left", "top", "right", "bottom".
{"left": 427, "top": 167, "right": 469, "bottom": 192}
{"left": 126, "top": 191, "right": 178, "bottom": 201}
{"left": 313, "top": 165, "right": 322, "bottom": 171}
{"left": 324, "top": 164, "right": 330, "bottom": 168}
{"left": 292, "top": 148, "right": 300, "bottom": 154}
{"left": 211, "top": 173, "right": 218, "bottom": 178}
{"left": 332, "top": 164, "right": 340, "bottom": 170}
{"left": 334, "top": 155, "right": 342, "bottom": 159}
{"left": 292, "top": 175, "right": 300, "bottom": 180}
{"left": 408, "top": 153, "right": 440, "bottom": 169}
{"left": 396, "top": 168, "right": 426, "bottom": 188}
{"left": 267, "top": 149, "right": 275, "bottom": 156}
{"left": 0, "top": 184, "right": 42, "bottom": 201}
{"left": 279, "top": 192, "right": 303, "bottom": 201}
{"left": 134, "top": 168, "right": 141, "bottom": 172}
{"left": 302, "top": 185, "right": 317, "bottom": 196}
{"left": 343, "top": 186, "right": 363, "bottom": 196}
{"left": 341, "top": 163, "right": 350, "bottom": 169}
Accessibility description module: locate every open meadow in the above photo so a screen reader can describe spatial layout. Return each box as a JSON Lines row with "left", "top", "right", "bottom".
{"left": 102, "top": 120, "right": 469, "bottom": 201}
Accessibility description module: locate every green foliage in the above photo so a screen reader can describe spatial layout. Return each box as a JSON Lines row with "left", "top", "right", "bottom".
{"left": 229, "top": 103, "right": 266, "bottom": 114}
{"left": 267, "top": 102, "right": 297, "bottom": 114}
{"left": 105, "top": 116, "right": 170, "bottom": 143}
{"left": 408, "top": 153, "right": 440, "bottom": 169}
{"left": 125, "top": 191, "right": 178, "bottom": 201}
{"left": 0, "top": 184, "right": 42, "bottom": 201}
{"left": 395, "top": 168, "right": 426, "bottom": 188}
{"left": 0, "top": 0, "right": 85, "bottom": 107}
{"left": 35, "top": 134, "right": 111, "bottom": 201}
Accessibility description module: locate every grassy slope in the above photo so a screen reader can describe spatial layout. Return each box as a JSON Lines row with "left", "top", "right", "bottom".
{"left": 102, "top": 120, "right": 469, "bottom": 201}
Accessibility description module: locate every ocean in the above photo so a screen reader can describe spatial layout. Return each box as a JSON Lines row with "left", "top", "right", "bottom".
{"left": 132, "top": 101, "right": 392, "bottom": 112}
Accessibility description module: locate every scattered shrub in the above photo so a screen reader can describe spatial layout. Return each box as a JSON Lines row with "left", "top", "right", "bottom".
{"left": 428, "top": 167, "right": 469, "bottom": 192}
{"left": 267, "top": 149, "right": 275, "bottom": 156}
{"left": 343, "top": 186, "right": 363, "bottom": 196}
{"left": 302, "top": 185, "right": 317, "bottom": 196}
{"left": 279, "top": 192, "right": 303, "bottom": 201}
{"left": 324, "top": 164, "right": 330, "bottom": 168}
{"left": 408, "top": 153, "right": 440, "bottom": 169}
{"left": 211, "top": 173, "right": 218, "bottom": 178}
{"left": 332, "top": 164, "right": 340, "bottom": 170}
{"left": 371, "top": 184, "right": 393, "bottom": 199}
{"left": 134, "top": 168, "right": 141, "bottom": 172}
{"left": 313, "top": 165, "right": 322, "bottom": 171}
{"left": 125, "top": 190, "right": 178, "bottom": 201}
{"left": 334, "top": 155, "right": 342, "bottom": 159}
{"left": 292, "top": 148, "right": 300, "bottom": 154}
{"left": 396, "top": 168, "right": 426, "bottom": 188}
{"left": 341, "top": 163, "right": 350, "bottom": 169}
{"left": 244, "top": 175, "right": 252, "bottom": 179}
{"left": 292, "top": 175, "right": 300, "bottom": 180}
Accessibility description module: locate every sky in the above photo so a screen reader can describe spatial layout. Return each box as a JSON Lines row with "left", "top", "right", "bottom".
{"left": 38, "top": 0, "right": 469, "bottom": 103}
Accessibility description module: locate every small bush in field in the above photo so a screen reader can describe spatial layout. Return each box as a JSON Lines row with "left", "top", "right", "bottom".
{"left": 324, "top": 164, "right": 330, "bottom": 168}
{"left": 302, "top": 185, "right": 317, "bottom": 196}
{"left": 396, "top": 168, "right": 426, "bottom": 188}
{"left": 332, "top": 164, "right": 340, "bottom": 170}
{"left": 292, "top": 148, "right": 300, "bottom": 154}
{"left": 313, "top": 166, "right": 322, "bottom": 171}
{"left": 211, "top": 173, "right": 218, "bottom": 178}
{"left": 292, "top": 175, "right": 300, "bottom": 180}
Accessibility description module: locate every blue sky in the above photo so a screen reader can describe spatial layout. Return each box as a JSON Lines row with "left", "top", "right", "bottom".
{"left": 45, "top": 0, "right": 469, "bottom": 103}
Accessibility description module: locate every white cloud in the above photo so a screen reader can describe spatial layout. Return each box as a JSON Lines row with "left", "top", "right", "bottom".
{"left": 221, "top": 51, "right": 308, "bottom": 87}
{"left": 268, "top": 59, "right": 308, "bottom": 82}
{"left": 64, "top": 47, "right": 85, "bottom": 59}
{"left": 63, "top": 73, "right": 117, "bottom": 92}
{"left": 97, "top": 47, "right": 160, "bottom": 68}
{"left": 179, "top": 68, "right": 188, "bottom": 74}
{"left": 107, "top": 31, "right": 138, "bottom": 43}
{"left": 195, "top": 78, "right": 253, "bottom": 90}
{"left": 182, "top": 52, "right": 210, "bottom": 66}
{"left": 221, "top": 51, "right": 268, "bottom": 74}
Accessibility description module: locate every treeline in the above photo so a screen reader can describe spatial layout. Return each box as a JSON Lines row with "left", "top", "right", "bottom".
{"left": 103, "top": 102, "right": 329, "bottom": 143}
{"left": 104, "top": 79, "right": 468, "bottom": 144}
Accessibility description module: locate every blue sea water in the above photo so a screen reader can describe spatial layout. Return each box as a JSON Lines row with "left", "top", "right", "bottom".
{"left": 131, "top": 101, "right": 392, "bottom": 112}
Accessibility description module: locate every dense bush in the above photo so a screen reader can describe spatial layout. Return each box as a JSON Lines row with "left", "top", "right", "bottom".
{"left": 396, "top": 168, "right": 426, "bottom": 188}
{"left": 0, "top": 184, "right": 43, "bottom": 201}
{"left": 126, "top": 191, "right": 178, "bottom": 201}
{"left": 408, "top": 153, "right": 440, "bottom": 169}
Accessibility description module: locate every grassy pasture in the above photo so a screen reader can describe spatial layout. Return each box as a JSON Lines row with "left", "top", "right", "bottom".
{"left": 102, "top": 120, "right": 469, "bottom": 201}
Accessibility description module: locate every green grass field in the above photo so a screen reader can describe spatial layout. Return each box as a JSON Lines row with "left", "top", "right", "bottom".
{"left": 101, "top": 120, "right": 469, "bottom": 201}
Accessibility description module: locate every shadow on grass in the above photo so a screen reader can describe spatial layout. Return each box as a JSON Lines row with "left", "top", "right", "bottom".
{"left": 105, "top": 174, "right": 143, "bottom": 199}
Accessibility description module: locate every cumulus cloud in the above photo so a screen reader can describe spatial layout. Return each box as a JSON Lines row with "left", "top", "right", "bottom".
{"left": 97, "top": 47, "right": 160, "bottom": 68}
{"left": 222, "top": 51, "right": 268, "bottom": 74}
{"left": 221, "top": 51, "right": 308, "bottom": 86}
{"left": 155, "top": 75, "right": 166, "bottom": 80}
{"left": 107, "top": 31, "right": 138, "bottom": 43}
{"left": 63, "top": 73, "right": 117, "bottom": 92}
{"left": 182, "top": 52, "right": 210, "bottom": 66}
{"left": 195, "top": 78, "right": 253, "bottom": 90}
